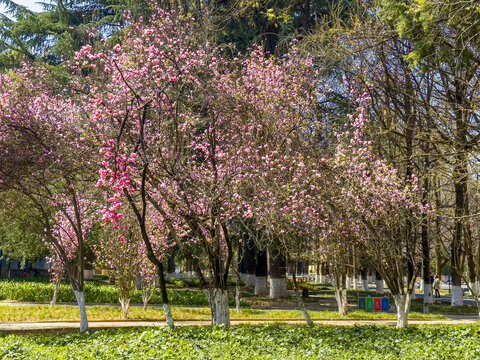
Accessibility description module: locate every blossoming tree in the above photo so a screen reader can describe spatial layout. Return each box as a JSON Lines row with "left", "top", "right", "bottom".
{"left": 0, "top": 69, "right": 99, "bottom": 332}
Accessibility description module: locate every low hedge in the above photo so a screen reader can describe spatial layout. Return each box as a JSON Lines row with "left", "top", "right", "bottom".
{"left": 0, "top": 280, "right": 225, "bottom": 306}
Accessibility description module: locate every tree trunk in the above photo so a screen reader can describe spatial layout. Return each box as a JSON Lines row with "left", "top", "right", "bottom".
{"left": 254, "top": 249, "right": 268, "bottom": 296}
{"left": 421, "top": 131, "right": 433, "bottom": 305}
{"left": 334, "top": 273, "right": 348, "bottom": 316}
{"left": 375, "top": 271, "right": 384, "bottom": 294}
{"left": 238, "top": 242, "right": 247, "bottom": 282}
{"left": 235, "top": 283, "right": 240, "bottom": 313}
{"left": 50, "top": 279, "right": 60, "bottom": 306}
{"left": 73, "top": 290, "right": 88, "bottom": 333}
{"left": 163, "top": 303, "right": 174, "bottom": 329}
{"left": 269, "top": 251, "right": 287, "bottom": 299}
{"left": 120, "top": 296, "right": 130, "bottom": 319}
{"left": 393, "top": 294, "right": 411, "bottom": 328}
{"left": 451, "top": 273, "right": 463, "bottom": 306}
{"left": 245, "top": 238, "right": 256, "bottom": 288}
{"left": 335, "top": 288, "right": 348, "bottom": 316}
{"left": 157, "top": 264, "right": 175, "bottom": 329}
{"left": 167, "top": 251, "right": 176, "bottom": 274}
{"left": 232, "top": 265, "right": 242, "bottom": 313}
{"left": 469, "top": 281, "right": 478, "bottom": 296}
{"left": 206, "top": 288, "right": 230, "bottom": 327}
{"left": 320, "top": 263, "right": 327, "bottom": 284}
{"left": 361, "top": 270, "right": 368, "bottom": 291}
{"left": 291, "top": 269, "right": 313, "bottom": 325}
{"left": 451, "top": 90, "right": 468, "bottom": 307}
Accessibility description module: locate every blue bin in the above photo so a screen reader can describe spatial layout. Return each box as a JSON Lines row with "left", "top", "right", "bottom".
{"left": 358, "top": 297, "right": 366, "bottom": 310}
{"left": 381, "top": 297, "right": 389, "bottom": 311}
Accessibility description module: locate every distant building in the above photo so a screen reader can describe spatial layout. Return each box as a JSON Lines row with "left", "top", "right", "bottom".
{"left": 0, "top": 251, "right": 49, "bottom": 278}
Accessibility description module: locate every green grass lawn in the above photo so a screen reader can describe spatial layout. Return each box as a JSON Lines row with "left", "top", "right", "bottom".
{"left": 0, "top": 279, "right": 475, "bottom": 319}
{"left": 0, "top": 305, "right": 444, "bottom": 323}
{"left": 0, "top": 324, "right": 479, "bottom": 359}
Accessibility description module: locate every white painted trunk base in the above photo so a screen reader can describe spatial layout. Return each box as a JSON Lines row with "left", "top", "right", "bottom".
{"left": 420, "top": 279, "right": 424, "bottom": 292}
{"left": 362, "top": 280, "right": 369, "bottom": 291}
{"left": 240, "top": 273, "right": 247, "bottom": 282}
{"left": 235, "top": 285, "right": 241, "bottom": 313}
{"left": 469, "top": 282, "right": 478, "bottom": 296}
{"left": 73, "top": 290, "right": 89, "bottom": 333}
{"left": 51, "top": 282, "right": 60, "bottom": 306}
{"left": 393, "top": 294, "right": 411, "bottom": 328}
{"left": 163, "top": 303, "right": 175, "bottom": 329}
{"left": 270, "top": 278, "right": 288, "bottom": 299}
{"left": 213, "top": 289, "right": 230, "bottom": 327}
{"left": 255, "top": 276, "right": 269, "bottom": 296}
{"left": 119, "top": 297, "right": 130, "bottom": 319}
{"left": 411, "top": 286, "right": 416, "bottom": 300}
{"left": 423, "top": 284, "right": 433, "bottom": 304}
{"left": 345, "top": 277, "right": 351, "bottom": 289}
{"left": 246, "top": 274, "right": 256, "bottom": 288}
{"left": 319, "top": 274, "right": 326, "bottom": 284}
{"left": 451, "top": 285, "right": 463, "bottom": 306}
{"left": 375, "top": 280, "right": 384, "bottom": 294}
{"left": 334, "top": 288, "right": 348, "bottom": 316}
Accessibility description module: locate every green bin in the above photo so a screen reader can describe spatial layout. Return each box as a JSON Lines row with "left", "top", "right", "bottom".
{"left": 366, "top": 297, "right": 374, "bottom": 311}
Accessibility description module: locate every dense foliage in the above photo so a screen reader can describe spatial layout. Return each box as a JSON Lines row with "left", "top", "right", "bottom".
{"left": 0, "top": 325, "right": 479, "bottom": 359}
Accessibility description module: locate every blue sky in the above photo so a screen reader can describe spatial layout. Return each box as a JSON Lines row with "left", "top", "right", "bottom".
{"left": 1, "top": 0, "right": 45, "bottom": 14}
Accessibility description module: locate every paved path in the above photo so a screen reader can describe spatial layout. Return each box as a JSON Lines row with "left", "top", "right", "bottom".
{"left": 0, "top": 318, "right": 477, "bottom": 333}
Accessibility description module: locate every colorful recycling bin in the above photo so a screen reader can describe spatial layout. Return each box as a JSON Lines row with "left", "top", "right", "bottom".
{"left": 358, "top": 297, "right": 366, "bottom": 310}
{"left": 366, "top": 297, "right": 374, "bottom": 311}
{"left": 381, "top": 297, "right": 389, "bottom": 311}
{"left": 373, "top": 297, "right": 381, "bottom": 311}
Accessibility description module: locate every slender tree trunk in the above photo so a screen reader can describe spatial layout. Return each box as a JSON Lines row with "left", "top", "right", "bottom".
{"left": 50, "top": 278, "right": 61, "bottom": 306}
{"left": 232, "top": 265, "right": 242, "bottom": 313}
{"left": 238, "top": 241, "right": 247, "bottom": 282}
{"left": 451, "top": 85, "right": 468, "bottom": 307}
{"left": 290, "top": 263, "right": 313, "bottom": 325}
{"left": 156, "top": 264, "right": 174, "bottom": 329}
{"left": 352, "top": 248, "right": 358, "bottom": 290}
{"left": 245, "top": 237, "right": 256, "bottom": 288}
{"left": 73, "top": 289, "right": 88, "bottom": 333}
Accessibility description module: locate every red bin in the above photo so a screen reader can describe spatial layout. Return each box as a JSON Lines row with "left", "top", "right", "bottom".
{"left": 373, "top": 297, "right": 381, "bottom": 311}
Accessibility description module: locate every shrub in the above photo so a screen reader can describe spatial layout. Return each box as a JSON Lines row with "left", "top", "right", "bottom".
{"left": 0, "top": 280, "right": 245, "bottom": 306}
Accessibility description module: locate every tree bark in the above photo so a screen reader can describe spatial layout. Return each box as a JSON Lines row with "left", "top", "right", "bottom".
{"left": 269, "top": 249, "right": 287, "bottom": 299}
{"left": 254, "top": 249, "right": 268, "bottom": 296}
{"left": 291, "top": 263, "right": 313, "bottom": 325}
{"left": 361, "top": 269, "right": 369, "bottom": 291}
{"left": 393, "top": 293, "right": 411, "bottom": 329}
{"left": 73, "top": 290, "right": 88, "bottom": 333}
{"left": 244, "top": 237, "right": 256, "bottom": 288}
{"left": 375, "top": 270, "right": 384, "bottom": 294}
